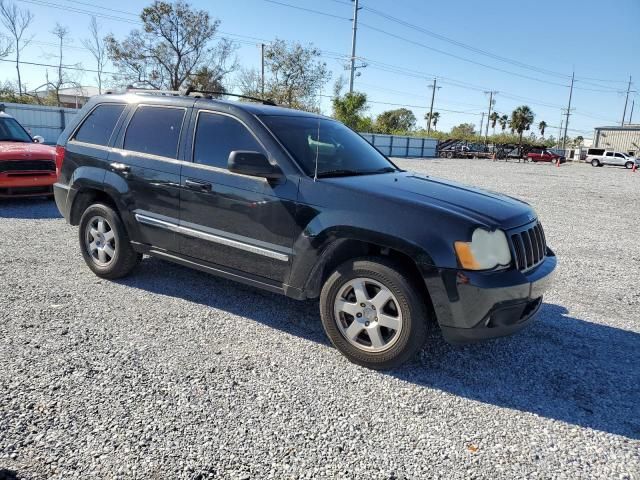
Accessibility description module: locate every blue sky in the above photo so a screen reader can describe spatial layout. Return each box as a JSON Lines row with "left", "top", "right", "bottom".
{"left": 6, "top": 0, "right": 640, "bottom": 138}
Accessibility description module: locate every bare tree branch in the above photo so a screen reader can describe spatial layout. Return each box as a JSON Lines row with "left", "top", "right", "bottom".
{"left": 81, "top": 16, "right": 107, "bottom": 94}
{"left": 0, "top": 0, "right": 34, "bottom": 95}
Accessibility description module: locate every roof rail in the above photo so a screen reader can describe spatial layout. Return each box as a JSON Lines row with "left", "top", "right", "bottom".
{"left": 184, "top": 87, "right": 277, "bottom": 106}
{"left": 126, "top": 88, "right": 182, "bottom": 96}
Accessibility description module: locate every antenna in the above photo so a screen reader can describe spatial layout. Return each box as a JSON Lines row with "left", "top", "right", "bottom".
{"left": 313, "top": 118, "right": 320, "bottom": 182}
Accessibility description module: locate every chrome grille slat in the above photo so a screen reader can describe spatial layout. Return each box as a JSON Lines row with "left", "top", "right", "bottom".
{"left": 509, "top": 221, "right": 547, "bottom": 272}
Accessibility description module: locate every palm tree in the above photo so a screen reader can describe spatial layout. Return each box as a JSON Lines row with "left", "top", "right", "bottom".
{"left": 489, "top": 112, "right": 499, "bottom": 134}
{"left": 574, "top": 135, "right": 584, "bottom": 147}
{"left": 425, "top": 111, "right": 440, "bottom": 131}
{"left": 499, "top": 114, "right": 508, "bottom": 132}
{"left": 538, "top": 120, "right": 547, "bottom": 138}
{"left": 509, "top": 105, "right": 535, "bottom": 160}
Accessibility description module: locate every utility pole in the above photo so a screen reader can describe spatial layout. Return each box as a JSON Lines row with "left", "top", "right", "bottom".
{"left": 348, "top": 0, "right": 360, "bottom": 93}
{"left": 558, "top": 111, "right": 564, "bottom": 148}
{"left": 621, "top": 75, "right": 632, "bottom": 125}
{"left": 484, "top": 90, "right": 496, "bottom": 142}
{"left": 479, "top": 112, "right": 485, "bottom": 138}
{"left": 426, "top": 78, "right": 439, "bottom": 135}
{"left": 260, "top": 43, "right": 265, "bottom": 97}
{"left": 562, "top": 72, "right": 575, "bottom": 150}
{"left": 629, "top": 99, "right": 635, "bottom": 124}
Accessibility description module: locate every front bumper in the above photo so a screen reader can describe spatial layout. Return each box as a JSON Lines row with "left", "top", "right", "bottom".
{"left": 0, "top": 172, "right": 57, "bottom": 197}
{"left": 425, "top": 249, "right": 557, "bottom": 344}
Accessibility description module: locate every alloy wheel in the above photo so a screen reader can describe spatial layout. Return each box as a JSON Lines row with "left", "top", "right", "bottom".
{"left": 334, "top": 277, "right": 403, "bottom": 353}
{"left": 85, "top": 215, "right": 116, "bottom": 266}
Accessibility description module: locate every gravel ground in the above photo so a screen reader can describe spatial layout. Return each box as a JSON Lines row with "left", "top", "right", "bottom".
{"left": 1, "top": 158, "right": 639, "bottom": 479}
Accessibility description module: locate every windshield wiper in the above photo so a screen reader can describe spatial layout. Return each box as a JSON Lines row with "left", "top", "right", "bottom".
{"left": 316, "top": 167, "right": 398, "bottom": 178}
{"left": 316, "top": 169, "right": 364, "bottom": 178}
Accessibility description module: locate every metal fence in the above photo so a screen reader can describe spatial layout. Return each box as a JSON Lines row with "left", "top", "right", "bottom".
{"left": 359, "top": 133, "right": 438, "bottom": 158}
{"left": 0, "top": 102, "right": 79, "bottom": 144}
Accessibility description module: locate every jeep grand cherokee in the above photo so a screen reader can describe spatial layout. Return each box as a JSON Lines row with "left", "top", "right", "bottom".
{"left": 53, "top": 91, "right": 556, "bottom": 369}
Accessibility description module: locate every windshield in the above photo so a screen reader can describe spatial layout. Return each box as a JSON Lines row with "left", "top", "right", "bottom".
{"left": 0, "top": 117, "right": 33, "bottom": 143}
{"left": 260, "top": 115, "right": 398, "bottom": 177}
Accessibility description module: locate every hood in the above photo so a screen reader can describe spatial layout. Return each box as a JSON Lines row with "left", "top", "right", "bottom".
{"left": 0, "top": 141, "right": 56, "bottom": 160}
{"left": 323, "top": 171, "right": 536, "bottom": 230}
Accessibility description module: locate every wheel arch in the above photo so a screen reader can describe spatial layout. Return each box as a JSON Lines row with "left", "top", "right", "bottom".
{"left": 297, "top": 233, "right": 437, "bottom": 320}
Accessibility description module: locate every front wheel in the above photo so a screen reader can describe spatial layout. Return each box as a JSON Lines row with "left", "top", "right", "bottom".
{"left": 625, "top": 161, "right": 634, "bottom": 169}
{"left": 78, "top": 203, "right": 142, "bottom": 279}
{"left": 319, "top": 257, "right": 429, "bottom": 369}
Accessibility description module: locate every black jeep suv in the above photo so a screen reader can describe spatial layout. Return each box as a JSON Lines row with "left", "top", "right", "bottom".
{"left": 53, "top": 91, "right": 556, "bottom": 369}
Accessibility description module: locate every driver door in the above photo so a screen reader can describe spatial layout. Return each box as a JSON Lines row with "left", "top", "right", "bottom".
{"left": 177, "top": 109, "right": 298, "bottom": 283}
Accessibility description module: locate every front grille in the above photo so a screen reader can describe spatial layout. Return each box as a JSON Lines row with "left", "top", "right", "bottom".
{"left": 0, "top": 160, "right": 56, "bottom": 173}
{"left": 510, "top": 221, "right": 547, "bottom": 272}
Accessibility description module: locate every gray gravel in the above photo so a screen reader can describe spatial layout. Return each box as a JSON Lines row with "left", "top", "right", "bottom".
{"left": 1, "top": 158, "right": 639, "bottom": 479}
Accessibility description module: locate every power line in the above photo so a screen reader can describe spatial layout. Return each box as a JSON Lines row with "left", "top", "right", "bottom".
{"left": 261, "top": 0, "right": 350, "bottom": 21}
{"left": 358, "top": 22, "right": 572, "bottom": 88}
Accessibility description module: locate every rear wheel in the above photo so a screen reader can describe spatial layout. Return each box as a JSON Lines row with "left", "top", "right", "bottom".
{"left": 591, "top": 159, "right": 600, "bottom": 167}
{"left": 319, "top": 257, "right": 428, "bottom": 369}
{"left": 79, "top": 203, "right": 142, "bottom": 279}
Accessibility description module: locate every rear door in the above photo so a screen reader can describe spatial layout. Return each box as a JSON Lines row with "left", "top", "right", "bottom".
{"left": 177, "top": 109, "right": 298, "bottom": 283}
{"left": 604, "top": 151, "right": 615, "bottom": 166}
{"left": 107, "top": 102, "right": 191, "bottom": 252}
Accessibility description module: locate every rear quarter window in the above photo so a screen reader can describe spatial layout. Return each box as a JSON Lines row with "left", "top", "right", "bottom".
{"left": 73, "top": 104, "right": 126, "bottom": 146}
{"left": 123, "top": 106, "right": 185, "bottom": 159}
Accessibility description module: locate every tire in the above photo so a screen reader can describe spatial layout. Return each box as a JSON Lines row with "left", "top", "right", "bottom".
{"left": 591, "top": 159, "right": 600, "bottom": 167}
{"left": 625, "top": 161, "right": 633, "bottom": 169}
{"left": 78, "top": 203, "right": 142, "bottom": 279}
{"left": 319, "top": 257, "right": 429, "bottom": 370}
{"left": 446, "top": 152, "right": 453, "bottom": 159}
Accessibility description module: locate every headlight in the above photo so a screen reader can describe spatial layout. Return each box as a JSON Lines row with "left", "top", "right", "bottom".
{"left": 454, "top": 228, "right": 512, "bottom": 270}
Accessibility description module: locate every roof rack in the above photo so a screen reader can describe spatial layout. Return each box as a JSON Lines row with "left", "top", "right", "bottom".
{"left": 184, "top": 87, "right": 277, "bottom": 106}
{"left": 125, "top": 88, "right": 182, "bottom": 96}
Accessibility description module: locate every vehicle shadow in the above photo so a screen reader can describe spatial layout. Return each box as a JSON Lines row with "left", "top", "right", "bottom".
{"left": 119, "top": 257, "right": 640, "bottom": 440}
{"left": 0, "top": 198, "right": 61, "bottom": 219}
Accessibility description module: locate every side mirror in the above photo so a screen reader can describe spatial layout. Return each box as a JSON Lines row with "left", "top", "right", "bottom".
{"left": 228, "top": 151, "right": 282, "bottom": 180}
{"left": 33, "top": 135, "right": 45, "bottom": 144}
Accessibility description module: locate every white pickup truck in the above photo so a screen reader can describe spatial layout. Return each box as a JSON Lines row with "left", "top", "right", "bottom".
{"left": 586, "top": 148, "right": 639, "bottom": 169}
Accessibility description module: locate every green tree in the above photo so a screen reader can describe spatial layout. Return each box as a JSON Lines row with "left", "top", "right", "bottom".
{"left": 573, "top": 135, "right": 584, "bottom": 147}
{"left": 239, "top": 38, "right": 330, "bottom": 111}
{"left": 489, "top": 111, "right": 499, "bottom": 134}
{"left": 332, "top": 90, "right": 369, "bottom": 130}
{"left": 106, "top": 1, "right": 237, "bottom": 90}
{"left": 499, "top": 114, "right": 508, "bottom": 132}
{"left": 509, "top": 105, "right": 535, "bottom": 155}
{"left": 425, "top": 111, "right": 440, "bottom": 131}
{"left": 450, "top": 122, "right": 476, "bottom": 139}
{"left": 538, "top": 120, "right": 547, "bottom": 138}
{"left": 375, "top": 108, "right": 416, "bottom": 134}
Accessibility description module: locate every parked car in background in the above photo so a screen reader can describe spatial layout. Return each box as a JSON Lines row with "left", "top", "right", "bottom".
{"left": 586, "top": 148, "right": 639, "bottom": 169}
{"left": 53, "top": 91, "right": 556, "bottom": 369}
{"left": 526, "top": 148, "right": 566, "bottom": 163}
{"left": 0, "top": 111, "right": 59, "bottom": 198}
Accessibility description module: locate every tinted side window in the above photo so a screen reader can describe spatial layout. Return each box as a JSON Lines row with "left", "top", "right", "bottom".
{"left": 74, "top": 104, "right": 125, "bottom": 146}
{"left": 193, "top": 112, "right": 263, "bottom": 168}
{"left": 124, "top": 106, "right": 185, "bottom": 158}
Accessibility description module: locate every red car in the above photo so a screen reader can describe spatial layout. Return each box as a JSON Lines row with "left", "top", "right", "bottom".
{"left": 0, "top": 111, "right": 60, "bottom": 197}
{"left": 526, "top": 149, "right": 566, "bottom": 163}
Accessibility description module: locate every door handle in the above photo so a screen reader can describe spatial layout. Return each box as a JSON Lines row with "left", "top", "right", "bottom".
{"left": 110, "top": 162, "right": 130, "bottom": 174}
{"left": 185, "top": 179, "right": 212, "bottom": 191}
